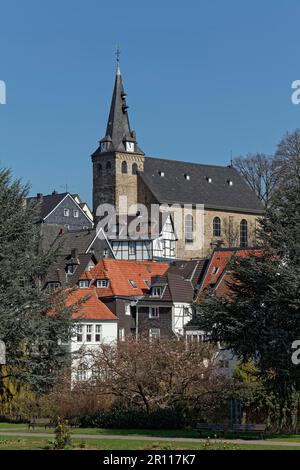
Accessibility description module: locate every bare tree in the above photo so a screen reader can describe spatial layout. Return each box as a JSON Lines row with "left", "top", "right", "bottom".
{"left": 77, "top": 337, "right": 227, "bottom": 414}
{"left": 275, "top": 129, "right": 300, "bottom": 185}
{"left": 233, "top": 153, "right": 279, "bottom": 207}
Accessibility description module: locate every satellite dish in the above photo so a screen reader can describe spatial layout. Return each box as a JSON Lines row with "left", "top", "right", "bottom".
{"left": 0, "top": 340, "right": 6, "bottom": 365}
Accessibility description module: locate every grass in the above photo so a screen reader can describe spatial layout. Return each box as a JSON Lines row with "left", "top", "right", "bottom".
{"left": 0, "top": 435, "right": 300, "bottom": 451}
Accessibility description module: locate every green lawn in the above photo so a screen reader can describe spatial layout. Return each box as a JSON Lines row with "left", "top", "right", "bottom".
{"left": 0, "top": 435, "right": 300, "bottom": 451}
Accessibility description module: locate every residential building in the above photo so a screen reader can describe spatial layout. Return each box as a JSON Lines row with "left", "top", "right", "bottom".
{"left": 28, "top": 191, "right": 93, "bottom": 231}
{"left": 78, "top": 259, "right": 170, "bottom": 340}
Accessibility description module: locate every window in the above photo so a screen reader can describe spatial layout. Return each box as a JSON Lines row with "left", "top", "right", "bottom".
{"left": 151, "top": 287, "right": 162, "bottom": 297}
{"left": 96, "top": 279, "right": 108, "bottom": 288}
{"left": 119, "top": 328, "right": 125, "bottom": 341}
{"left": 125, "top": 303, "right": 131, "bottom": 316}
{"left": 66, "top": 264, "right": 74, "bottom": 274}
{"left": 76, "top": 325, "right": 83, "bottom": 343}
{"left": 158, "top": 171, "right": 164, "bottom": 177}
{"left": 106, "top": 161, "right": 111, "bottom": 170}
{"left": 129, "top": 279, "right": 137, "bottom": 288}
{"left": 97, "top": 163, "right": 102, "bottom": 176}
{"left": 185, "top": 214, "right": 194, "bottom": 244}
{"left": 132, "top": 163, "right": 138, "bottom": 175}
{"left": 149, "top": 328, "right": 160, "bottom": 339}
{"left": 121, "top": 161, "right": 128, "bottom": 174}
{"left": 64, "top": 209, "right": 70, "bottom": 217}
{"left": 149, "top": 307, "right": 159, "bottom": 318}
{"left": 73, "top": 210, "right": 79, "bottom": 218}
{"left": 86, "top": 324, "right": 93, "bottom": 342}
{"left": 213, "top": 217, "right": 221, "bottom": 237}
{"left": 128, "top": 241, "right": 136, "bottom": 255}
{"left": 79, "top": 280, "right": 89, "bottom": 288}
{"left": 95, "top": 324, "right": 102, "bottom": 342}
{"left": 184, "top": 174, "right": 190, "bottom": 180}
{"left": 227, "top": 180, "right": 233, "bottom": 186}
{"left": 47, "top": 282, "right": 60, "bottom": 290}
{"left": 212, "top": 266, "right": 219, "bottom": 275}
{"left": 240, "top": 219, "right": 248, "bottom": 247}
{"left": 206, "top": 177, "right": 212, "bottom": 183}
{"left": 144, "top": 279, "right": 151, "bottom": 288}
{"left": 76, "top": 367, "right": 87, "bottom": 382}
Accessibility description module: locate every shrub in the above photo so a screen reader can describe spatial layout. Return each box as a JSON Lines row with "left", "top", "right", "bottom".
{"left": 79, "top": 407, "right": 185, "bottom": 430}
{"left": 53, "top": 417, "right": 72, "bottom": 449}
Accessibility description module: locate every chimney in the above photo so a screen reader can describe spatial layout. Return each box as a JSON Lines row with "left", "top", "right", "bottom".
{"left": 71, "top": 248, "right": 79, "bottom": 264}
{"left": 36, "top": 193, "right": 43, "bottom": 201}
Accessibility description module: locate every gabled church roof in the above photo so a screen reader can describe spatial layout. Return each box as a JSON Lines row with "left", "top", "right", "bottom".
{"left": 94, "top": 60, "right": 144, "bottom": 155}
{"left": 139, "top": 157, "right": 264, "bottom": 213}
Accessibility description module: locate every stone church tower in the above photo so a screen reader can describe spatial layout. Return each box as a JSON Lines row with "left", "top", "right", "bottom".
{"left": 92, "top": 59, "right": 144, "bottom": 219}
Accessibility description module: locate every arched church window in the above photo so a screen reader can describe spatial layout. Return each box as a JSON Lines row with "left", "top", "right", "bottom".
{"left": 240, "top": 219, "right": 248, "bottom": 247}
{"left": 106, "top": 161, "right": 112, "bottom": 171}
{"left": 132, "top": 163, "right": 138, "bottom": 175}
{"left": 121, "top": 161, "right": 128, "bottom": 174}
{"left": 213, "top": 217, "right": 221, "bottom": 237}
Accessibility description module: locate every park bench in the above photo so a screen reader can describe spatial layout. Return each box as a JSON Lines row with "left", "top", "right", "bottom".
{"left": 232, "top": 423, "right": 267, "bottom": 439}
{"left": 194, "top": 423, "right": 228, "bottom": 437}
{"left": 28, "top": 418, "right": 55, "bottom": 430}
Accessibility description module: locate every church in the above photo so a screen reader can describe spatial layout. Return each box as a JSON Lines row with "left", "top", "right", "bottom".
{"left": 92, "top": 58, "right": 264, "bottom": 260}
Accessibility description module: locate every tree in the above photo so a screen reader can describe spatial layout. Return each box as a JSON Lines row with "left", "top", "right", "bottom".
{"left": 194, "top": 166, "right": 300, "bottom": 430}
{"left": 233, "top": 153, "right": 279, "bottom": 207}
{"left": 76, "top": 336, "right": 227, "bottom": 415}
{"left": 0, "top": 169, "right": 75, "bottom": 397}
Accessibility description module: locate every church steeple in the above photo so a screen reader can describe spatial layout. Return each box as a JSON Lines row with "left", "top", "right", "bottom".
{"left": 99, "top": 53, "right": 144, "bottom": 155}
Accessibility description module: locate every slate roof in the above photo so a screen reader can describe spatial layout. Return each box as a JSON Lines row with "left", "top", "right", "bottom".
{"left": 139, "top": 157, "right": 264, "bottom": 213}
{"left": 28, "top": 192, "right": 68, "bottom": 221}
{"left": 168, "top": 259, "right": 208, "bottom": 289}
{"left": 142, "top": 271, "right": 194, "bottom": 303}
{"left": 93, "top": 64, "right": 144, "bottom": 156}
{"left": 46, "top": 228, "right": 114, "bottom": 259}
{"left": 45, "top": 252, "right": 97, "bottom": 288}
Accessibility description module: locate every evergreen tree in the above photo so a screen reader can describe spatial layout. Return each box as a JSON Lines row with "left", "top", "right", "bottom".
{"left": 195, "top": 133, "right": 300, "bottom": 429}
{"left": 0, "top": 169, "right": 75, "bottom": 396}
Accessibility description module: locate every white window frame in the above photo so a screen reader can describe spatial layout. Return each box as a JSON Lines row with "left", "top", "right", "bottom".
{"left": 73, "top": 210, "right": 79, "bottom": 218}
{"left": 96, "top": 279, "right": 108, "bottom": 288}
{"left": 86, "top": 324, "right": 93, "bottom": 342}
{"left": 151, "top": 287, "right": 162, "bottom": 297}
{"left": 95, "top": 324, "right": 102, "bottom": 342}
{"left": 64, "top": 208, "right": 70, "bottom": 217}
{"left": 149, "top": 307, "right": 160, "bottom": 318}
{"left": 149, "top": 328, "right": 160, "bottom": 339}
{"left": 47, "top": 282, "right": 60, "bottom": 290}
{"left": 76, "top": 324, "right": 83, "bottom": 343}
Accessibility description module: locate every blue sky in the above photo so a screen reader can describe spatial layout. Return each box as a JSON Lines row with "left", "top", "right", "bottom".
{"left": 1, "top": 0, "right": 300, "bottom": 205}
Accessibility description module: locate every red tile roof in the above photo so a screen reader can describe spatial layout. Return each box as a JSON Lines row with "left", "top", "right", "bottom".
{"left": 66, "top": 288, "right": 118, "bottom": 320}
{"left": 84, "top": 259, "right": 170, "bottom": 297}
{"left": 196, "top": 247, "right": 261, "bottom": 303}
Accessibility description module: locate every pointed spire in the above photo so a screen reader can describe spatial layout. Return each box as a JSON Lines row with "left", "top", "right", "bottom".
{"left": 98, "top": 51, "right": 144, "bottom": 155}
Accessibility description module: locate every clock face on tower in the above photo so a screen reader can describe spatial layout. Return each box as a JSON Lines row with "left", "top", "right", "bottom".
{"left": 126, "top": 141, "right": 134, "bottom": 153}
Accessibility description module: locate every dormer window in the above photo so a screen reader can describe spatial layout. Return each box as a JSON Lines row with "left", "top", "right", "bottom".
{"left": 184, "top": 174, "right": 190, "bottom": 180}
{"left": 96, "top": 279, "right": 108, "bottom": 288}
{"left": 212, "top": 267, "right": 219, "bottom": 275}
{"left": 151, "top": 286, "right": 163, "bottom": 297}
{"left": 126, "top": 141, "right": 134, "bottom": 153}
{"left": 79, "top": 280, "right": 89, "bottom": 288}
{"left": 66, "top": 264, "right": 74, "bottom": 275}
{"left": 227, "top": 179, "right": 233, "bottom": 186}
{"left": 206, "top": 177, "right": 212, "bottom": 183}
{"left": 158, "top": 171, "right": 165, "bottom": 177}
